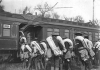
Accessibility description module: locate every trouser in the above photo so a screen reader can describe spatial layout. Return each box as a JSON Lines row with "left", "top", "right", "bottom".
{"left": 49, "top": 56, "right": 61, "bottom": 70}
{"left": 33, "top": 56, "right": 44, "bottom": 70}
{"left": 98, "top": 50, "right": 100, "bottom": 65}
{"left": 94, "top": 50, "right": 100, "bottom": 65}
{"left": 64, "top": 59, "right": 70, "bottom": 70}
{"left": 83, "top": 59, "right": 92, "bottom": 70}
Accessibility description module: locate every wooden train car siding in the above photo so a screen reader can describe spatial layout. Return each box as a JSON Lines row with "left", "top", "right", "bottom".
{"left": 33, "top": 18, "right": 100, "bottom": 43}
{"left": 42, "top": 27, "right": 47, "bottom": 40}
{"left": 0, "top": 23, "right": 2, "bottom": 37}
{"left": 0, "top": 16, "right": 28, "bottom": 23}
{"left": 11, "top": 24, "right": 18, "bottom": 38}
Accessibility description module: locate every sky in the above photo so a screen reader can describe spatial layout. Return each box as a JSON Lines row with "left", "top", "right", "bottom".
{"left": 1, "top": 0, "right": 100, "bottom": 22}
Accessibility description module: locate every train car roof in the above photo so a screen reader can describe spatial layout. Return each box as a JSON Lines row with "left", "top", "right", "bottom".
{"left": 0, "top": 13, "right": 40, "bottom": 25}
{"left": 28, "top": 18, "right": 99, "bottom": 30}
{"left": 0, "top": 16, "right": 28, "bottom": 22}
{"left": 0, "top": 12, "right": 99, "bottom": 31}
{"left": 32, "top": 21, "right": 100, "bottom": 30}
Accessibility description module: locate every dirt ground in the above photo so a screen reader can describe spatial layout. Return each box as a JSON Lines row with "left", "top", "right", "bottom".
{"left": 91, "top": 66, "right": 100, "bottom": 70}
{"left": 0, "top": 63, "right": 24, "bottom": 70}
{"left": 0, "top": 63, "right": 100, "bottom": 70}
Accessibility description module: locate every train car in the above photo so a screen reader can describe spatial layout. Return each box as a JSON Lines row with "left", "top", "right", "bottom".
{"left": 0, "top": 13, "right": 100, "bottom": 62}
{"left": 0, "top": 13, "right": 28, "bottom": 61}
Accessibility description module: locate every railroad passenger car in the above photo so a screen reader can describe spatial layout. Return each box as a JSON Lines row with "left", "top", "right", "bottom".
{"left": 0, "top": 13, "right": 100, "bottom": 61}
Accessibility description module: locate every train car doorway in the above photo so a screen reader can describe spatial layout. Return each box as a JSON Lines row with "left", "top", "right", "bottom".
{"left": 20, "top": 24, "right": 43, "bottom": 44}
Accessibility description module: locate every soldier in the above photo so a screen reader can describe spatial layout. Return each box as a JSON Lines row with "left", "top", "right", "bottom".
{"left": 46, "top": 34, "right": 64, "bottom": 70}
{"left": 83, "top": 35, "right": 95, "bottom": 69}
{"left": 63, "top": 37, "right": 74, "bottom": 70}
{"left": 30, "top": 38, "right": 44, "bottom": 70}
{"left": 74, "top": 32, "right": 90, "bottom": 70}
{"left": 93, "top": 39, "right": 100, "bottom": 66}
{"left": 19, "top": 31, "right": 32, "bottom": 69}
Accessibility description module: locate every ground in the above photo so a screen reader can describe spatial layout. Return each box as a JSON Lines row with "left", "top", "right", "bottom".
{"left": 0, "top": 63, "right": 100, "bottom": 70}
{"left": 91, "top": 66, "right": 100, "bottom": 70}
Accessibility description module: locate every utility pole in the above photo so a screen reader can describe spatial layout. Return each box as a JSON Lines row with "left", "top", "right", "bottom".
{"left": 93, "top": 0, "right": 95, "bottom": 24}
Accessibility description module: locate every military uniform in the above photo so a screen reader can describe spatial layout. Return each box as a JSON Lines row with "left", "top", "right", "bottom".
{"left": 63, "top": 38, "right": 74, "bottom": 70}
{"left": 74, "top": 32, "right": 90, "bottom": 70}
{"left": 93, "top": 40, "right": 100, "bottom": 66}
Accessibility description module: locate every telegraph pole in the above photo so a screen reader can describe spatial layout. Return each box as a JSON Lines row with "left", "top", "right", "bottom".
{"left": 93, "top": 0, "right": 95, "bottom": 24}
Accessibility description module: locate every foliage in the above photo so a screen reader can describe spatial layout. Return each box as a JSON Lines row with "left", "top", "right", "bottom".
{"left": 73, "top": 16, "right": 84, "bottom": 23}
{"left": 52, "top": 12, "right": 60, "bottom": 19}
{"left": 35, "top": 2, "right": 53, "bottom": 17}
{"left": 64, "top": 16, "right": 74, "bottom": 21}
{"left": 0, "top": 0, "right": 5, "bottom": 13}
{"left": 44, "top": 13, "right": 51, "bottom": 18}
{"left": 23, "top": 6, "right": 31, "bottom": 14}
{"left": 89, "top": 19, "right": 99, "bottom": 25}
{"left": 18, "top": 6, "right": 32, "bottom": 14}
{"left": 64, "top": 15, "right": 84, "bottom": 23}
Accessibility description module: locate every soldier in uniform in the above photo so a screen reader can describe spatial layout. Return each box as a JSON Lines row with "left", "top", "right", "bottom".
{"left": 83, "top": 35, "right": 95, "bottom": 69}
{"left": 93, "top": 39, "right": 100, "bottom": 66}
{"left": 19, "top": 31, "right": 32, "bottom": 69}
{"left": 30, "top": 37, "right": 44, "bottom": 70}
{"left": 46, "top": 34, "right": 64, "bottom": 70}
{"left": 63, "top": 37, "right": 74, "bottom": 70}
{"left": 50, "top": 34, "right": 60, "bottom": 70}
{"left": 74, "top": 32, "right": 90, "bottom": 70}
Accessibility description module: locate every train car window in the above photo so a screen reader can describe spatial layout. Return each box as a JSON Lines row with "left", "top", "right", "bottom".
{"left": 27, "top": 32, "right": 31, "bottom": 44}
{"left": 64, "top": 29, "right": 69, "bottom": 38}
{"left": 3, "top": 29, "right": 10, "bottom": 36}
{"left": 0, "top": 24, "right": 2, "bottom": 37}
{"left": 54, "top": 28, "right": 59, "bottom": 35}
{"left": 47, "top": 32, "right": 53, "bottom": 36}
{"left": 89, "top": 32, "right": 92, "bottom": 41}
{"left": 47, "top": 28, "right": 59, "bottom": 36}
{"left": 47, "top": 28, "right": 53, "bottom": 31}
{"left": 95, "top": 33, "right": 99, "bottom": 41}
{"left": 3, "top": 24, "right": 11, "bottom": 37}
{"left": 11, "top": 25, "right": 17, "bottom": 38}
{"left": 47, "top": 28, "right": 53, "bottom": 36}
{"left": 99, "top": 33, "right": 100, "bottom": 38}
{"left": 54, "top": 29, "right": 59, "bottom": 32}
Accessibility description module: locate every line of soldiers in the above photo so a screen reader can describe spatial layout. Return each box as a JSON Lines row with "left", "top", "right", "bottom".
{"left": 19, "top": 31, "right": 100, "bottom": 70}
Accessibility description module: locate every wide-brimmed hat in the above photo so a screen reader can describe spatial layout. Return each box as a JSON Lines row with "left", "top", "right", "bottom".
{"left": 52, "top": 33, "right": 59, "bottom": 36}
{"left": 74, "top": 32, "right": 83, "bottom": 36}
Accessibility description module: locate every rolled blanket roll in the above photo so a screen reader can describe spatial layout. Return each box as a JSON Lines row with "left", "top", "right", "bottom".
{"left": 46, "top": 36, "right": 62, "bottom": 56}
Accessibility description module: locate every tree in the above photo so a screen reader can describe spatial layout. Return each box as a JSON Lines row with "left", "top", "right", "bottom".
{"left": 73, "top": 15, "right": 84, "bottom": 23}
{"left": 23, "top": 6, "right": 31, "bottom": 14}
{"left": 0, "top": 0, "right": 4, "bottom": 13}
{"left": 89, "top": 19, "right": 99, "bottom": 25}
{"left": 35, "top": 2, "right": 53, "bottom": 17}
{"left": 52, "top": 12, "right": 60, "bottom": 19}
{"left": 18, "top": 6, "right": 32, "bottom": 14}
{"left": 64, "top": 16, "right": 74, "bottom": 21}
{"left": 44, "top": 13, "right": 51, "bottom": 18}
{"left": 94, "top": 19, "right": 99, "bottom": 25}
